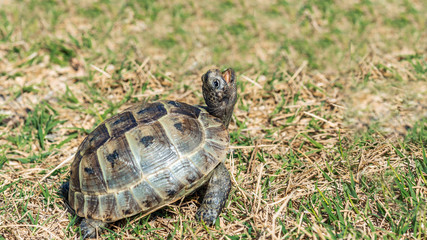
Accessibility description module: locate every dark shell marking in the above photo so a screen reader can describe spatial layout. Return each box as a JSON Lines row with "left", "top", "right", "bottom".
{"left": 69, "top": 124, "right": 110, "bottom": 193}
{"left": 84, "top": 167, "right": 94, "bottom": 175}
{"left": 116, "top": 190, "right": 142, "bottom": 217}
{"left": 133, "top": 102, "right": 167, "bottom": 124}
{"left": 106, "top": 112, "right": 137, "bottom": 137}
{"left": 189, "top": 148, "right": 219, "bottom": 175}
{"left": 79, "top": 124, "right": 110, "bottom": 155}
{"left": 106, "top": 150, "right": 119, "bottom": 168}
{"left": 132, "top": 181, "right": 161, "bottom": 209}
{"left": 199, "top": 112, "right": 223, "bottom": 128}
{"left": 174, "top": 122, "right": 183, "bottom": 132}
{"left": 85, "top": 195, "right": 100, "bottom": 219}
{"left": 166, "top": 100, "right": 201, "bottom": 119}
{"left": 125, "top": 121, "right": 180, "bottom": 175}
{"left": 169, "top": 158, "right": 202, "bottom": 186}
{"left": 99, "top": 194, "right": 120, "bottom": 221}
{"left": 159, "top": 116, "right": 203, "bottom": 155}
{"left": 147, "top": 169, "right": 185, "bottom": 198}
{"left": 140, "top": 136, "right": 154, "bottom": 147}
{"left": 97, "top": 135, "right": 141, "bottom": 191}
{"left": 69, "top": 100, "right": 229, "bottom": 222}
{"left": 79, "top": 151, "right": 108, "bottom": 194}
{"left": 75, "top": 192, "right": 85, "bottom": 217}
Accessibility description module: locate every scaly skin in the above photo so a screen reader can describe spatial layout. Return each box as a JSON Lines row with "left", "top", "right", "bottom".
{"left": 80, "top": 219, "right": 108, "bottom": 239}
{"left": 195, "top": 162, "right": 231, "bottom": 225}
{"left": 202, "top": 69, "right": 237, "bottom": 128}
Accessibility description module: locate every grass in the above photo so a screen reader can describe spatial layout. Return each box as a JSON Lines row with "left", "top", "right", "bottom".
{"left": 0, "top": 0, "right": 426, "bottom": 239}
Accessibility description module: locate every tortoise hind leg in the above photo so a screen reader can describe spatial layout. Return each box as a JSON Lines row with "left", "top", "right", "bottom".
{"left": 60, "top": 182, "right": 69, "bottom": 199}
{"left": 80, "top": 218, "right": 108, "bottom": 239}
{"left": 195, "top": 162, "right": 231, "bottom": 225}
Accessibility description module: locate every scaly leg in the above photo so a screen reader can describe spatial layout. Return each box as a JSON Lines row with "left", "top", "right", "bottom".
{"left": 80, "top": 218, "right": 107, "bottom": 239}
{"left": 195, "top": 162, "right": 231, "bottom": 225}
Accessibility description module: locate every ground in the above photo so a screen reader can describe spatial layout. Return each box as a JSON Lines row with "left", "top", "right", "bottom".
{"left": 0, "top": 0, "right": 426, "bottom": 239}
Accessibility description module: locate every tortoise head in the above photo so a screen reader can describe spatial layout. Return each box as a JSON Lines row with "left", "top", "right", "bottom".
{"left": 202, "top": 68, "right": 237, "bottom": 129}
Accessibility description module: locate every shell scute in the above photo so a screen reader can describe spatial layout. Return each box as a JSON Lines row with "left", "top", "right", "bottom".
{"left": 133, "top": 102, "right": 167, "bottom": 124}
{"left": 165, "top": 100, "right": 201, "bottom": 118}
{"left": 204, "top": 140, "right": 227, "bottom": 160}
{"left": 78, "top": 123, "right": 110, "bottom": 156}
{"left": 199, "top": 112, "right": 222, "bottom": 128}
{"left": 169, "top": 158, "right": 203, "bottom": 186}
{"left": 99, "top": 194, "right": 120, "bottom": 222}
{"left": 69, "top": 154, "right": 82, "bottom": 192}
{"left": 189, "top": 148, "right": 219, "bottom": 175}
{"left": 70, "top": 123, "right": 110, "bottom": 193}
{"left": 105, "top": 111, "right": 137, "bottom": 137}
{"left": 97, "top": 135, "right": 141, "bottom": 191}
{"left": 159, "top": 115, "right": 203, "bottom": 156}
{"left": 131, "top": 181, "right": 161, "bottom": 210}
{"left": 75, "top": 192, "right": 85, "bottom": 217}
{"left": 148, "top": 169, "right": 185, "bottom": 199}
{"left": 79, "top": 152, "right": 108, "bottom": 194}
{"left": 125, "top": 122, "right": 179, "bottom": 175}
{"left": 205, "top": 125, "right": 229, "bottom": 145}
{"left": 116, "top": 190, "right": 142, "bottom": 217}
{"left": 85, "top": 195, "right": 100, "bottom": 219}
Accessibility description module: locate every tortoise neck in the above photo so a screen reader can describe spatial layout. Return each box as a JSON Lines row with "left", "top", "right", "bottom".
{"left": 206, "top": 94, "right": 237, "bottom": 129}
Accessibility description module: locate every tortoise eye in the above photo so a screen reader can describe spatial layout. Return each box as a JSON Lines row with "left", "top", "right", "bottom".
{"left": 213, "top": 80, "right": 219, "bottom": 88}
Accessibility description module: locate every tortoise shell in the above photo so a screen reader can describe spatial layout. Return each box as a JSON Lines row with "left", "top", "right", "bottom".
{"left": 68, "top": 100, "right": 229, "bottom": 222}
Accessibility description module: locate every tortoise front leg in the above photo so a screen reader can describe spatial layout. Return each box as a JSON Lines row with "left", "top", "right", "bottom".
{"left": 195, "top": 162, "right": 231, "bottom": 225}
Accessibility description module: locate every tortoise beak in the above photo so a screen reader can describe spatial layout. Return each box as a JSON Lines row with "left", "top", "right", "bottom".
{"left": 222, "top": 68, "right": 235, "bottom": 84}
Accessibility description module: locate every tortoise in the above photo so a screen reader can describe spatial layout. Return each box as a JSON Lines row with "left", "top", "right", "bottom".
{"left": 62, "top": 68, "right": 237, "bottom": 238}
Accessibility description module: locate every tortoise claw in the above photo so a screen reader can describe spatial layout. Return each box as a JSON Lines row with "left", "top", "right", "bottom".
{"left": 80, "top": 219, "right": 107, "bottom": 239}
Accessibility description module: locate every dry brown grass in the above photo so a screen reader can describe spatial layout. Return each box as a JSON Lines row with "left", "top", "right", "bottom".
{"left": 0, "top": 0, "right": 426, "bottom": 239}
